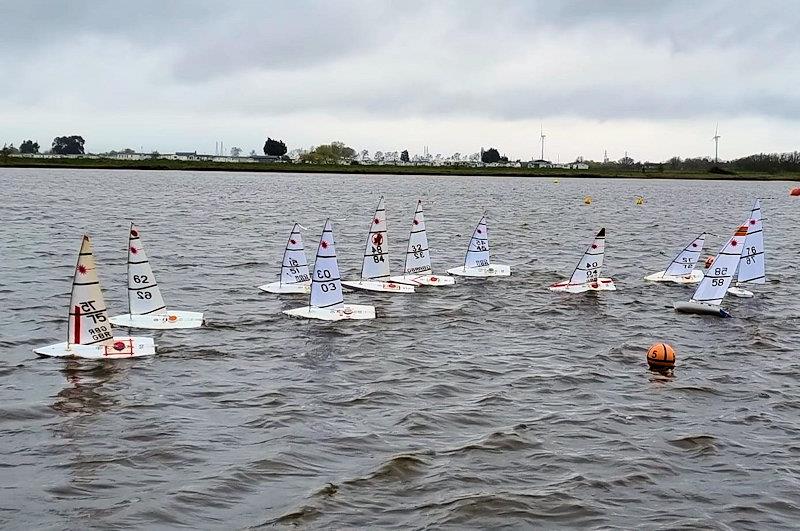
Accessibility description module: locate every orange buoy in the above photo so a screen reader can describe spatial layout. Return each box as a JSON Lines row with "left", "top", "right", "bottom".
{"left": 791, "top": 187, "right": 800, "bottom": 196}
{"left": 703, "top": 255, "right": 714, "bottom": 268}
{"left": 647, "top": 343, "right": 676, "bottom": 371}
{"left": 583, "top": 195, "right": 592, "bottom": 205}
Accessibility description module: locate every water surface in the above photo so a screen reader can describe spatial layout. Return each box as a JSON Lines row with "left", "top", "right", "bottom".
{"left": 1, "top": 168, "right": 799, "bottom": 529}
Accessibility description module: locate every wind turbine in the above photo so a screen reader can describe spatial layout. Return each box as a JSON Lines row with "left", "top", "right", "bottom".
{"left": 539, "top": 124, "right": 546, "bottom": 161}
{"left": 712, "top": 123, "right": 721, "bottom": 163}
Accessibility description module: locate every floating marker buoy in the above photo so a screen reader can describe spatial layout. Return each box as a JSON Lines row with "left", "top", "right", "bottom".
{"left": 704, "top": 255, "right": 714, "bottom": 268}
{"left": 647, "top": 343, "right": 675, "bottom": 372}
{"left": 553, "top": 179, "right": 560, "bottom": 184}
{"left": 583, "top": 195, "right": 592, "bottom": 205}
{"left": 635, "top": 196, "right": 645, "bottom": 205}
{"left": 791, "top": 187, "right": 800, "bottom": 196}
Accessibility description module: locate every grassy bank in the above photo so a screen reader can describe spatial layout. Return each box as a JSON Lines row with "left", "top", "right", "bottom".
{"left": 2, "top": 156, "right": 798, "bottom": 181}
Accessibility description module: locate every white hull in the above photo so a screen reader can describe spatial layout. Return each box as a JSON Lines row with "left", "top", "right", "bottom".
{"left": 388, "top": 274, "right": 456, "bottom": 286}
{"left": 727, "top": 286, "right": 754, "bottom": 298}
{"left": 341, "top": 280, "right": 415, "bottom": 293}
{"left": 644, "top": 270, "right": 703, "bottom": 284}
{"left": 283, "top": 304, "right": 376, "bottom": 321}
{"left": 258, "top": 281, "right": 311, "bottom": 294}
{"left": 673, "top": 300, "right": 731, "bottom": 317}
{"left": 446, "top": 264, "right": 512, "bottom": 277}
{"left": 549, "top": 277, "right": 616, "bottom": 293}
{"left": 109, "top": 311, "right": 204, "bottom": 329}
{"left": 34, "top": 337, "right": 156, "bottom": 359}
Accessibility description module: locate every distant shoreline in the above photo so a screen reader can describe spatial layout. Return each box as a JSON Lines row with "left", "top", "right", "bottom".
{"left": 1, "top": 157, "right": 798, "bottom": 181}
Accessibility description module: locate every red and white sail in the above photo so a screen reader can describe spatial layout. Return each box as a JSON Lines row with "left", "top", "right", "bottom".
{"left": 309, "top": 219, "right": 344, "bottom": 309}
{"left": 361, "top": 197, "right": 391, "bottom": 280}
{"left": 736, "top": 199, "right": 765, "bottom": 284}
{"left": 67, "top": 235, "right": 114, "bottom": 347}
{"left": 127, "top": 223, "right": 167, "bottom": 315}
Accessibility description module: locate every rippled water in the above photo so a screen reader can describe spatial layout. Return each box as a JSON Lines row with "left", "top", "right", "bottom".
{"left": 2, "top": 168, "right": 800, "bottom": 529}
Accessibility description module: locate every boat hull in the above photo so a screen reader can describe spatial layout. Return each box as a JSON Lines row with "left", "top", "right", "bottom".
{"left": 258, "top": 281, "right": 311, "bottom": 294}
{"left": 727, "top": 286, "right": 754, "bottom": 298}
{"left": 549, "top": 278, "right": 616, "bottom": 293}
{"left": 446, "top": 264, "right": 511, "bottom": 277}
{"left": 341, "top": 280, "right": 415, "bottom": 293}
{"left": 109, "top": 311, "right": 204, "bottom": 329}
{"left": 644, "top": 270, "right": 703, "bottom": 284}
{"left": 283, "top": 304, "right": 376, "bottom": 321}
{"left": 673, "top": 300, "right": 732, "bottom": 317}
{"left": 388, "top": 274, "right": 456, "bottom": 286}
{"left": 34, "top": 337, "right": 156, "bottom": 359}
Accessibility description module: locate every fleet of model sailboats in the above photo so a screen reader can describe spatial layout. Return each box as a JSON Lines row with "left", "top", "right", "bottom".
{"left": 33, "top": 198, "right": 771, "bottom": 359}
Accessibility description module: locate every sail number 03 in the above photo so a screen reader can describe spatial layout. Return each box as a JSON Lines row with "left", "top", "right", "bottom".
{"left": 316, "top": 269, "right": 337, "bottom": 292}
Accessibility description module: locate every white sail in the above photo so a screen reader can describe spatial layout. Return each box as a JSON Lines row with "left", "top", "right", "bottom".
{"left": 68, "top": 235, "right": 114, "bottom": 347}
{"left": 127, "top": 224, "right": 167, "bottom": 315}
{"left": 403, "top": 200, "right": 432, "bottom": 275}
{"left": 737, "top": 199, "right": 765, "bottom": 284}
{"left": 281, "top": 223, "right": 311, "bottom": 285}
{"left": 690, "top": 224, "right": 748, "bottom": 305}
{"left": 464, "top": 214, "right": 490, "bottom": 268}
{"left": 664, "top": 232, "right": 706, "bottom": 277}
{"left": 309, "top": 219, "right": 344, "bottom": 309}
{"left": 361, "top": 197, "right": 390, "bottom": 280}
{"left": 568, "top": 228, "right": 606, "bottom": 285}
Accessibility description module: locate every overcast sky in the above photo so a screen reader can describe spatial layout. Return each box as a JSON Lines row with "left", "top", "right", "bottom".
{"left": 1, "top": 0, "right": 798, "bottom": 161}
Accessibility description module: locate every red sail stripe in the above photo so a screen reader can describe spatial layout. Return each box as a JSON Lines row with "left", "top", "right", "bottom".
{"left": 73, "top": 305, "right": 81, "bottom": 344}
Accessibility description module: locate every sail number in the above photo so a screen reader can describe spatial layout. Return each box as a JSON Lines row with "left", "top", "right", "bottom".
{"left": 132, "top": 275, "right": 149, "bottom": 284}
{"left": 474, "top": 242, "right": 488, "bottom": 252}
{"left": 136, "top": 291, "right": 152, "bottom": 300}
{"left": 585, "top": 262, "right": 599, "bottom": 281}
{"left": 710, "top": 266, "right": 728, "bottom": 286}
{"left": 372, "top": 245, "right": 385, "bottom": 263}
{"left": 744, "top": 246, "right": 758, "bottom": 265}
{"left": 411, "top": 244, "right": 425, "bottom": 259}
{"left": 320, "top": 282, "right": 337, "bottom": 293}
{"left": 80, "top": 300, "right": 107, "bottom": 323}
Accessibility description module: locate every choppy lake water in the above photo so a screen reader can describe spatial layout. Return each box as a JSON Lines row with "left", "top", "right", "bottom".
{"left": 2, "top": 168, "right": 800, "bottom": 529}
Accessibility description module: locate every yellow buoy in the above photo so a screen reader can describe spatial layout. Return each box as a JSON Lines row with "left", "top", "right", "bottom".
{"left": 553, "top": 179, "right": 560, "bottom": 184}
{"left": 647, "top": 343, "right": 676, "bottom": 372}
{"left": 635, "top": 196, "right": 645, "bottom": 205}
{"left": 583, "top": 195, "right": 592, "bottom": 205}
